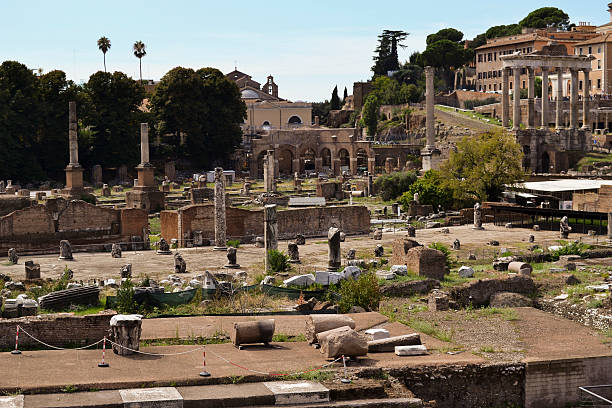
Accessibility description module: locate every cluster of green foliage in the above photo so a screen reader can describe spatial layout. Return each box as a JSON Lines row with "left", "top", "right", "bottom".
{"left": 336, "top": 272, "right": 381, "bottom": 313}
{"left": 267, "top": 249, "right": 290, "bottom": 273}
{"left": 374, "top": 171, "right": 417, "bottom": 201}
{"left": 116, "top": 278, "right": 138, "bottom": 314}
{"left": 372, "top": 30, "right": 409, "bottom": 77}
{"left": 463, "top": 97, "right": 498, "bottom": 110}
{"left": 549, "top": 242, "right": 590, "bottom": 261}
{"left": 0, "top": 59, "right": 246, "bottom": 183}
{"left": 227, "top": 240, "right": 240, "bottom": 248}
{"left": 400, "top": 170, "right": 453, "bottom": 210}
{"left": 469, "top": 7, "right": 571, "bottom": 50}
{"left": 441, "top": 131, "right": 525, "bottom": 205}
{"left": 428, "top": 242, "right": 453, "bottom": 271}
{"left": 330, "top": 86, "right": 341, "bottom": 110}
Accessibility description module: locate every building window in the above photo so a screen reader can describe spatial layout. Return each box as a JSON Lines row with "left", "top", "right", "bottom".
{"left": 598, "top": 79, "right": 602, "bottom": 89}
{"left": 478, "top": 72, "right": 482, "bottom": 79}
{"left": 598, "top": 47, "right": 602, "bottom": 53}
{"left": 268, "top": 85, "right": 273, "bottom": 94}
{"left": 479, "top": 85, "right": 482, "bottom": 91}
{"left": 494, "top": 52, "right": 497, "bottom": 61}
{"left": 488, "top": 53, "right": 492, "bottom": 62}
{"left": 489, "top": 84, "right": 492, "bottom": 90}
{"left": 498, "top": 70, "right": 502, "bottom": 77}
{"left": 598, "top": 60, "right": 602, "bottom": 69}
{"left": 493, "top": 71, "right": 497, "bottom": 78}
{"left": 510, "top": 82, "right": 513, "bottom": 90}
{"left": 522, "top": 81, "right": 526, "bottom": 89}
{"left": 579, "top": 80, "right": 583, "bottom": 90}
{"left": 478, "top": 54, "right": 483, "bottom": 62}
{"left": 580, "top": 47, "right": 583, "bottom": 55}
{"left": 589, "top": 46, "right": 592, "bottom": 54}
{"left": 494, "top": 84, "right": 497, "bottom": 91}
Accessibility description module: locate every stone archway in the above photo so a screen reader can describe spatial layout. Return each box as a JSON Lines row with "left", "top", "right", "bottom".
{"left": 356, "top": 148, "right": 368, "bottom": 172}
{"left": 541, "top": 151, "right": 551, "bottom": 173}
{"left": 320, "top": 148, "right": 332, "bottom": 170}
{"left": 301, "top": 148, "right": 316, "bottom": 172}
{"left": 278, "top": 149, "right": 293, "bottom": 176}
{"left": 337, "top": 149, "right": 350, "bottom": 172}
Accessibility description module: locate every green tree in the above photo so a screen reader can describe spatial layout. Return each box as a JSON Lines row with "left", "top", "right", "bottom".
{"left": 343, "top": 86, "right": 348, "bottom": 103}
{"left": 81, "top": 71, "right": 145, "bottom": 168}
{"left": 374, "top": 171, "right": 417, "bottom": 201}
{"left": 150, "top": 66, "right": 246, "bottom": 168}
{"left": 362, "top": 93, "right": 380, "bottom": 137}
{"left": 372, "top": 30, "right": 409, "bottom": 77}
{"left": 0, "top": 61, "right": 43, "bottom": 181}
{"left": 426, "top": 28, "right": 464, "bottom": 45}
{"left": 311, "top": 100, "right": 331, "bottom": 125}
{"left": 36, "top": 70, "right": 82, "bottom": 180}
{"left": 486, "top": 24, "right": 521, "bottom": 39}
{"left": 519, "top": 7, "right": 570, "bottom": 30}
{"left": 403, "top": 170, "right": 453, "bottom": 210}
{"left": 133, "top": 40, "right": 146, "bottom": 84}
{"left": 440, "top": 131, "right": 525, "bottom": 203}
{"left": 330, "top": 85, "right": 340, "bottom": 110}
{"left": 97, "top": 37, "right": 111, "bottom": 73}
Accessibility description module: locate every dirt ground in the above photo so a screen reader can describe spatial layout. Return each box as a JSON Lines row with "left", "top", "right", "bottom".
{"left": 0, "top": 224, "right": 595, "bottom": 284}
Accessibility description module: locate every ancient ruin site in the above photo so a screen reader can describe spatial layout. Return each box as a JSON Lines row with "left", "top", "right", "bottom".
{"left": 6, "top": 2, "right": 612, "bottom": 408}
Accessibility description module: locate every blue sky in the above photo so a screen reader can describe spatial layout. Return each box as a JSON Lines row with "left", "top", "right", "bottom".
{"left": 1, "top": 1, "right": 609, "bottom": 101}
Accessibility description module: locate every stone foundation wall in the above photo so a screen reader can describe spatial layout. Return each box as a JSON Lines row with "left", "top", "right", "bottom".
{"left": 161, "top": 204, "right": 370, "bottom": 245}
{"left": 0, "top": 199, "right": 148, "bottom": 253}
{"left": 0, "top": 313, "right": 115, "bottom": 349}
{"left": 0, "top": 196, "right": 34, "bottom": 217}
{"left": 573, "top": 185, "right": 612, "bottom": 213}
{"left": 389, "top": 363, "right": 524, "bottom": 408}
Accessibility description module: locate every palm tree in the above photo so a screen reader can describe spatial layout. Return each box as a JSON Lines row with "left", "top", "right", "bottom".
{"left": 97, "top": 36, "right": 111, "bottom": 72}
{"left": 133, "top": 41, "right": 146, "bottom": 83}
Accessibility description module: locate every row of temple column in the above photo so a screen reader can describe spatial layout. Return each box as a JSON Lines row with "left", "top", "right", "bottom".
{"left": 500, "top": 66, "right": 591, "bottom": 131}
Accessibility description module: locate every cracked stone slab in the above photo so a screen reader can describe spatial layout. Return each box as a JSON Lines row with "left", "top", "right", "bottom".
{"left": 0, "top": 396, "right": 24, "bottom": 408}
{"left": 263, "top": 381, "right": 329, "bottom": 405}
{"left": 119, "top": 387, "right": 182, "bottom": 408}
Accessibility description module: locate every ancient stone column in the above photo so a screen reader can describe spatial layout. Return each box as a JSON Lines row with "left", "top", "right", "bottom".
{"left": 570, "top": 68, "right": 579, "bottom": 129}
{"left": 502, "top": 67, "right": 510, "bottom": 128}
{"left": 512, "top": 68, "right": 521, "bottom": 131}
{"left": 68, "top": 101, "right": 78, "bottom": 165}
{"left": 425, "top": 66, "right": 435, "bottom": 149}
{"left": 110, "top": 315, "right": 142, "bottom": 356}
{"left": 583, "top": 69, "right": 591, "bottom": 129}
{"left": 263, "top": 150, "right": 276, "bottom": 193}
{"left": 556, "top": 68, "right": 564, "bottom": 129}
{"left": 608, "top": 212, "right": 612, "bottom": 239}
{"left": 327, "top": 227, "right": 341, "bottom": 272}
{"left": 527, "top": 67, "right": 535, "bottom": 129}
{"left": 140, "top": 123, "right": 149, "bottom": 165}
{"left": 264, "top": 204, "right": 277, "bottom": 273}
{"left": 213, "top": 167, "right": 227, "bottom": 251}
{"left": 541, "top": 67, "right": 549, "bottom": 129}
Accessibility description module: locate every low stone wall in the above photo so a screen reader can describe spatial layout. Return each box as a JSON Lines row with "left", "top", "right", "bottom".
{"left": 161, "top": 204, "right": 371, "bottom": 246}
{"left": 0, "top": 312, "right": 115, "bottom": 349}
{"left": 449, "top": 275, "right": 537, "bottom": 307}
{"left": 539, "top": 299, "right": 612, "bottom": 331}
{"left": 389, "top": 363, "right": 524, "bottom": 408}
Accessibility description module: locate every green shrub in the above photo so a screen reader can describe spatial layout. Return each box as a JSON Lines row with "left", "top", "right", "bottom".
{"left": 267, "top": 250, "right": 290, "bottom": 273}
{"left": 227, "top": 240, "right": 240, "bottom": 248}
{"left": 337, "top": 272, "right": 381, "bottom": 313}
{"left": 549, "top": 241, "right": 590, "bottom": 261}
{"left": 79, "top": 194, "right": 96, "bottom": 205}
{"left": 52, "top": 266, "right": 72, "bottom": 292}
{"left": 116, "top": 279, "right": 137, "bottom": 314}
{"left": 429, "top": 242, "right": 453, "bottom": 270}
{"left": 374, "top": 171, "right": 418, "bottom": 201}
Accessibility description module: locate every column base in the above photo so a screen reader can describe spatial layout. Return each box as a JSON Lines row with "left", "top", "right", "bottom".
{"left": 213, "top": 246, "right": 227, "bottom": 251}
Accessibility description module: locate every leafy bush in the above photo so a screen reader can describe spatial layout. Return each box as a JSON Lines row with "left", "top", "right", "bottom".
{"left": 116, "top": 278, "right": 138, "bottom": 314}
{"left": 549, "top": 241, "right": 590, "bottom": 261}
{"left": 429, "top": 242, "right": 453, "bottom": 270}
{"left": 374, "top": 171, "right": 418, "bottom": 201}
{"left": 337, "top": 272, "right": 381, "bottom": 313}
{"left": 227, "top": 240, "right": 240, "bottom": 248}
{"left": 402, "top": 170, "right": 453, "bottom": 211}
{"left": 267, "top": 250, "right": 290, "bottom": 273}
{"left": 79, "top": 194, "right": 97, "bottom": 205}
{"left": 52, "top": 266, "right": 73, "bottom": 292}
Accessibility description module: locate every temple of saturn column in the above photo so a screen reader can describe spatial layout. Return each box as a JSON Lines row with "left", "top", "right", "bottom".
{"left": 500, "top": 45, "right": 594, "bottom": 173}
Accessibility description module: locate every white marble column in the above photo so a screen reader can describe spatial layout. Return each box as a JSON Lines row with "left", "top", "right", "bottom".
{"left": 502, "top": 68, "right": 510, "bottom": 128}
{"left": 541, "top": 67, "right": 549, "bottom": 129}
{"left": 512, "top": 67, "right": 521, "bottom": 131}
{"left": 570, "top": 68, "right": 579, "bottom": 129}
{"left": 140, "top": 123, "right": 149, "bottom": 165}
{"left": 556, "top": 68, "right": 564, "bottom": 130}
{"left": 527, "top": 67, "right": 535, "bottom": 129}
{"left": 583, "top": 69, "right": 591, "bottom": 129}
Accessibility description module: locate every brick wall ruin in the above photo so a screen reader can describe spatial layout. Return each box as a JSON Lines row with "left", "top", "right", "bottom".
{"left": 0, "top": 199, "right": 148, "bottom": 253}
{"left": 573, "top": 185, "right": 612, "bottom": 212}
{"left": 0, "top": 313, "right": 114, "bottom": 349}
{"left": 161, "top": 204, "right": 370, "bottom": 246}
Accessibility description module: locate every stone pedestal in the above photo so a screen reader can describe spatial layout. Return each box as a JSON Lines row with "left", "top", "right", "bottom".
{"left": 110, "top": 314, "right": 142, "bottom": 355}
{"left": 59, "top": 240, "right": 73, "bottom": 260}
{"left": 25, "top": 261, "right": 41, "bottom": 280}
{"left": 224, "top": 247, "right": 240, "bottom": 268}
{"left": 288, "top": 243, "right": 300, "bottom": 263}
{"left": 421, "top": 148, "right": 441, "bottom": 172}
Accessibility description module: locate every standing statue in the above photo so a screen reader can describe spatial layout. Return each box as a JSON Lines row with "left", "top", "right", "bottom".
{"left": 560, "top": 216, "right": 572, "bottom": 239}
{"left": 224, "top": 247, "right": 240, "bottom": 268}
{"left": 473, "top": 202, "right": 484, "bottom": 230}
{"left": 327, "top": 227, "right": 341, "bottom": 272}
{"left": 157, "top": 238, "right": 172, "bottom": 255}
{"left": 174, "top": 252, "right": 186, "bottom": 273}
{"left": 7, "top": 248, "right": 18, "bottom": 264}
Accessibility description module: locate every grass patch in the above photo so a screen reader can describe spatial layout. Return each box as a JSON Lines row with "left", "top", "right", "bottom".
{"left": 276, "top": 370, "right": 334, "bottom": 381}
{"left": 407, "top": 318, "right": 453, "bottom": 342}
{"left": 140, "top": 336, "right": 228, "bottom": 347}
{"left": 149, "top": 216, "right": 161, "bottom": 235}
{"left": 272, "top": 333, "right": 307, "bottom": 343}
{"left": 475, "top": 307, "right": 520, "bottom": 321}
